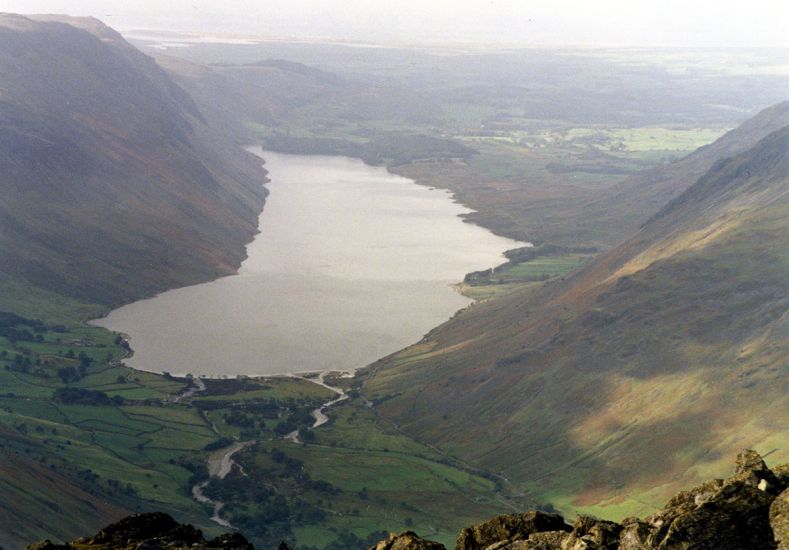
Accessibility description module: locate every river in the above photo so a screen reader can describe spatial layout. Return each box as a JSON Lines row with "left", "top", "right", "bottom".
{"left": 92, "top": 149, "right": 525, "bottom": 376}
{"left": 192, "top": 440, "right": 254, "bottom": 528}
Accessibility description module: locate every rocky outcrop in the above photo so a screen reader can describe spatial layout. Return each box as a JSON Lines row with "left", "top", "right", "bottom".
{"left": 26, "top": 451, "right": 789, "bottom": 550}
{"left": 368, "top": 531, "right": 447, "bottom": 550}
{"left": 635, "top": 452, "right": 778, "bottom": 549}
{"left": 369, "top": 450, "right": 788, "bottom": 550}
{"left": 560, "top": 516, "right": 621, "bottom": 549}
{"left": 25, "top": 512, "right": 257, "bottom": 550}
{"left": 772, "top": 488, "right": 789, "bottom": 550}
{"left": 455, "top": 511, "right": 571, "bottom": 549}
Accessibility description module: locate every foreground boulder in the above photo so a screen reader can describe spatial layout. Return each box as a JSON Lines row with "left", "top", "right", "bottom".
{"left": 771, "top": 488, "right": 789, "bottom": 549}
{"left": 641, "top": 477, "right": 774, "bottom": 547}
{"left": 368, "top": 531, "right": 447, "bottom": 549}
{"left": 561, "top": 516, "right": 621, "bottom": 549}
{"left": 455, "top": 511, "right": 571, "bottom": 549}
{"left": 25, "top": 512, "right": 256, "bottom": 550}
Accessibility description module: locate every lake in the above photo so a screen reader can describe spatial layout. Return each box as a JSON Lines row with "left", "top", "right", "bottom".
{"left": 92, "top": 149, "right": 525, "bottom": 376}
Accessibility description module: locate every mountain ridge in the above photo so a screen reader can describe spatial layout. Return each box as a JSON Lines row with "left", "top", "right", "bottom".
{"left": 0, "top": 14, "right": 267, "bottom": 306}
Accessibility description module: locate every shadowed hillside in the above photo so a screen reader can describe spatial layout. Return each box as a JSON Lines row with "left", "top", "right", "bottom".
{"left": 0, "top": 14, "right": 267, "bottom": 306}
{"left": 362, "top": 113, "right": 789, "bottom": 518}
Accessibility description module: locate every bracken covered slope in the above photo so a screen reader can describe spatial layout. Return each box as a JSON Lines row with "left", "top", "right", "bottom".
{"left": 0, "top": 14, "right": 267, "bottom": 306}
{"left": 0, "top": 423, "right": 132, "bottom": 548}
{"left": 363, "top": 113, "right": 789, "bottom": 517}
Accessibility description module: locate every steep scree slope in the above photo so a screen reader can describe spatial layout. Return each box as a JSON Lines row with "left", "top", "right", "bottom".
{"left": 0, "top": 14, "right": 267, "bottom": 306}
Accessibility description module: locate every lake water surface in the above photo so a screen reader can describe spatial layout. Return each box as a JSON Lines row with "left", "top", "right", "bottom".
{"left": 92, "top": 149, "right": 524, "bottom": 376}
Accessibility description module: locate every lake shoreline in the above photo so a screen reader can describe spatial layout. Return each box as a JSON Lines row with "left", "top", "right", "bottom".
{"left": 91, "top": 149, "right": 526, "bottom": 378}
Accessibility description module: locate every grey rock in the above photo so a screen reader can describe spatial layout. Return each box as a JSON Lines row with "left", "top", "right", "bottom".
{"left": 618, "top": 518, "right": 651, "bottom": 550}
{"left": 734, "top": 449, "right": 782, "bottom": 494}
{"left": 771, "top": 487, "right": 789, "bottom": 549}
{"left": 456, "top": 511, "right": 571, "bottom": 550}
{"left": 560, "top": 516, "right": 621, "bottom": 549}
{"left": 369, "top": 531, "right": 446, "bottom": 550}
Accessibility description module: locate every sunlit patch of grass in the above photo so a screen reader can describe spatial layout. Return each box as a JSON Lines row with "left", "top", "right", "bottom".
{"left": 455, "top": 282, "right": 532, "bottom": 301}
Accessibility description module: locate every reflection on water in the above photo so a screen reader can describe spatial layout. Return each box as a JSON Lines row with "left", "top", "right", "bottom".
{"left": 92, "top": 149, "right": 524, "bottom": 376}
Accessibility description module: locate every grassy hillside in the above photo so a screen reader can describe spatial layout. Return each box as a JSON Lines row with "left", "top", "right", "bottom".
{"left": 362, "top": 122, "right": 789, "bottom": 520}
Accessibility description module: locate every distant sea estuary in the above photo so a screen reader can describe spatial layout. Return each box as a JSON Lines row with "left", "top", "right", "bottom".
{"left": 92, "top": 149, "right": 525, "bottom": 377}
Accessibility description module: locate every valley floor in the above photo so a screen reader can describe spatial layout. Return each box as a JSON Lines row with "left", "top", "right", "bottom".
{"left": 0, "top": 277, "right": 535, "bottom": 549}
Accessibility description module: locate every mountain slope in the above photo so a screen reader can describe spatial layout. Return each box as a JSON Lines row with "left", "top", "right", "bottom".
{"left": 158, "top": 52, "right": 448, "bottom": 147}
{"left": 583, "top": 100, "right": 789, "bottom": 241}
{"left": 0, "top": 423, "right": 133, "bottom": 547}
{"left": 0, "top": 14, "right": 267, "bottom": 306}
{"left": 362, "top": 116, "right": 789, "bottom": 518}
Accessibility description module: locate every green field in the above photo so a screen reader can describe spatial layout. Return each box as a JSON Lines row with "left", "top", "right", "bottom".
{"left": 0, "top": 286, "right": 216, "bottom": 533}
{"left": 0, "top": 277, "right": 528, "bottom": 548}
{"left": 457, "top": 245, "right": 593, "bottom": 302}
{"left": 201, "top": 393, "right": 527, "bottom": 549}
{"left": 496, "top": 255, "right": 585, "bottom": 280}
{"left": 511, "top": 125, "right": 730, "bottom": 153}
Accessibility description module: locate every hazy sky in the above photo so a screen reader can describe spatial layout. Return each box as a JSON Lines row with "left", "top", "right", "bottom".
{"left": 4, "top": 0, "right": 788, "bottom": 47}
